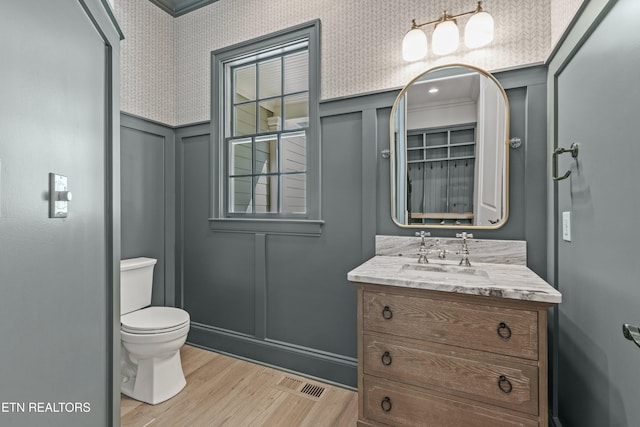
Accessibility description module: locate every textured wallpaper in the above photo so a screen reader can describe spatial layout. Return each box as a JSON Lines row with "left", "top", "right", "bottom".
{"left": 115, "top": 0, "right": 581, "bottom": 126}
{"left": 174, "top": 0, "right": 553, "bottom": 125}
{"left": 114, "top": 0, "right": 176, "bottom": 126}
{"left": 551, "top": 0, "right": 584, "bottom": 46}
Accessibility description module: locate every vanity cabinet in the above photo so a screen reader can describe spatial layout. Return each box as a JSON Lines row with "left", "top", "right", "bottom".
{"left": 354, "top": 283, "right": 552, "bottom": 427}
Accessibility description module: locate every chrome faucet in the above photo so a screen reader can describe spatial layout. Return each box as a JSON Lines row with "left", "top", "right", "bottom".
{"left": 415, "top": 231, "right": 431, "bottom": 264}
{"left": 456, "top": 232, "right": 473, "bottom": 267}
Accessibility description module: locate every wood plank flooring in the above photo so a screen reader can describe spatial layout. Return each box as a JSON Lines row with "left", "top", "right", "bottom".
{"left": 121, "top": 345, "right": 358, "bottom": 427}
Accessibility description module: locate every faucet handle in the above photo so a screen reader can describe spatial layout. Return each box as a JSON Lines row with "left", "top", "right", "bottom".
{"left": 455, "top": 233, "right": 473, "bottom": 266}
{"left": 415, "top": 231, "right": 431, "bottom": 264}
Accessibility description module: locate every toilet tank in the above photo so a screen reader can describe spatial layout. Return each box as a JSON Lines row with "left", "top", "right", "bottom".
{"left": 120, "top": 257, "right": 157, "bottom": 315}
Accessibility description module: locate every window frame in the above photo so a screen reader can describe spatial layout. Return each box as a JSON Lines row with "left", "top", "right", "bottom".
{"left": 210, "top": 20, "right": 323, "bottom": 235}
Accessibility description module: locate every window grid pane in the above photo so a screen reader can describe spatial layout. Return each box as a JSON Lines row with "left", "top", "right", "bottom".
{"left": 233, "top": 103, "right": 257, "bottom": 136}
{"left": 259, "top": 99, "right": 282, "bottom": 133}
{"left": 255, "top": 135, "right": 278, "bottom": 175}
{"left": 229, "top": 138, "right": 252, "bottom": 176}
{"left": 258, "top": 58, "right": 281, "bottom": 99}
{"left": 233, "top": 64, "right": 256, "bottom": 102}
{"left": 281, "top": 132, "right": 306, "bottom": 173}
{"left": 284, "top": 51, "right": 309, "bottom": 94}
{"left": 253, "top": 175, "right": 278, "bottom": 213}
{"left": 229, "top": 176, "right": 253, "bottom": 213}
{"left": 283, "top": 93, "right": 309, "bottom": 130}
{"left": 281, "top": 173, "right": 307, "bottom": 214}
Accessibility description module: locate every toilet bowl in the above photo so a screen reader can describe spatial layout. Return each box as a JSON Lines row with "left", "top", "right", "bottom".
{"left": 120, "top": 258, "right": 190, "bottom": 405}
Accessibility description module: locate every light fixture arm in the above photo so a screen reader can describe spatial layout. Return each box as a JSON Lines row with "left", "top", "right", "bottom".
{"left": 410, "top": 1, "right": 484, "bottom": 29}
{"left": 410, "top": 14, "right": 447, "bottom": 30}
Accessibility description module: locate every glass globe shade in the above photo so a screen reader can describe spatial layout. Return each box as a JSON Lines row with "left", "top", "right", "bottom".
{"left": 465, "top": 11, "right": 494, "bottom": 48}
{"left": 402, "top": 28, "right": 428, "bottom": 61}
{"left": 432, "top": 20, "right": 459, "bottom": 56}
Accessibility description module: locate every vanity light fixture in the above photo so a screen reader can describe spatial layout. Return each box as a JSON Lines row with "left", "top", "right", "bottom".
{"left": 402, "top": 1, "right": 494, "bottom": 61}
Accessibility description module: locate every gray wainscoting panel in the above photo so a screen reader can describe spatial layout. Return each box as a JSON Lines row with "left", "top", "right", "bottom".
{"left": 522, "top": 83, "right": 548, "bottom": 278}
{"left": 377, "top": 106, "right": 395, "bottom": 234}
{"left": 501, "top": 87, "right": 527, "bottom": 239}
{"left": 120, "top": 113, "right": 176, "bottom": 307}
{"left": 174, "top": 122, "right": 210, "bottom": 308}
{"left": 180, "top": 133, "right": 256, "bottom": 335}
{"left": 265, "top": 112, "right": 363, "bottom": 357}
{"left": 185, "top": 231, "right": 257, "bottom": 335}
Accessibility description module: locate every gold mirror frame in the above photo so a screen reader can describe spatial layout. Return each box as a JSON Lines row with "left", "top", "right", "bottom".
{"left": 390, "top": 63, "right": 510, "bottom": 229}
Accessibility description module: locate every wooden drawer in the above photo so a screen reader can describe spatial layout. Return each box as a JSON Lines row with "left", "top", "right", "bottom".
{"left": 363, "top": 333, "right": 538, "bottom": 415}
{"left": 363, "top": 376, "right": 537, "bottom": 427}
{"left": 363, "top": 290, "right": 538, "bottom": 359}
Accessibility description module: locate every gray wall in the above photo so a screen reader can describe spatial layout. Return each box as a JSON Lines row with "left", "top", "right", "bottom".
{"left": 121, "top": 113, "right": 176, "bottom": 307}
{"left": 163, "top": 65, "right": 549, "bottom": 387}
{"left": 0, "top": 1, "right": 121, "bottom": 426}
{"left": 550, "top": 0, "right": 640, "bottom": 425}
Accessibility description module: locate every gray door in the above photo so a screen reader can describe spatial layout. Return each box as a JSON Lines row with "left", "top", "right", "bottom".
{"left": 555, "top": 0, "right": 640, "bottom": 425}
{"left": 0, "top": 1, "right": 112, "bottom": 426}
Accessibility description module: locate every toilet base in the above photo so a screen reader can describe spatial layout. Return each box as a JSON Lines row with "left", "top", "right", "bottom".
{"left": 121, "top": 346, "right": 186, "bottom": 405}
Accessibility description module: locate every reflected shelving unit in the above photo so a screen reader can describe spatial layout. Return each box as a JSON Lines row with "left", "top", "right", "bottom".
{"left": 406, "top": 124, "right": 476, "bottom": 224}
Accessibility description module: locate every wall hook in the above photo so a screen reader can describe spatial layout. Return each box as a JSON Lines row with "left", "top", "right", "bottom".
{"left": 552, "top": 143, "right": 579, "bottom": 181}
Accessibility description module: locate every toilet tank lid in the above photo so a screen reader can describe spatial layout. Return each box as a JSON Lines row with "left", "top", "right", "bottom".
{"left": 121, "top": 257, "right": 157, "bottom": 271}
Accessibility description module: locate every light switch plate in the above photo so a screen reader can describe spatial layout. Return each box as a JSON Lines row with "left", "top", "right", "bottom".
{"left": 562, "top": 211, "right": 571, "bottom": 242}
{"left": 49, "top": 173, "right": 69, "bottom": 218}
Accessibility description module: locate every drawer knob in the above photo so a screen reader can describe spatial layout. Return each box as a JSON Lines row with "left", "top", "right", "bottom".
{"left": 382, "top": 305, "right": 393, "bottom": 320}
{"left": 498, "top": 375, "right": 513, "bottom": 394}
{"left": 381, "top": 396, "right": 392, "bottom": 412}
{"left": 497, "top": 322, "right": 512, "bottom": 339}
{"left": 381, "top": 351, "right": 393, "bottom": 366}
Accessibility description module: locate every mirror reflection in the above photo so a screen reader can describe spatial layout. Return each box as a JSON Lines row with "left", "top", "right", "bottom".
{"left": 391, "top": 64, "right": 509, "bottom": 228}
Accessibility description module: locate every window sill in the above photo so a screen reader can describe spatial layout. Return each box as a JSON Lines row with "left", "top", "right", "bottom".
{"left": 208, "top": 217, "right": 324, "bottom": 236}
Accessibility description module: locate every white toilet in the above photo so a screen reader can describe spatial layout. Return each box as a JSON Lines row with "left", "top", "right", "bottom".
{"left": 120, "top": 257, "right": 190, "bottom": 405}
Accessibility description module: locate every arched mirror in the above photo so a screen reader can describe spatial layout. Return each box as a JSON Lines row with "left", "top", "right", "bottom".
{"left": 390, "top": 64, "right": 510, "bottom": 229}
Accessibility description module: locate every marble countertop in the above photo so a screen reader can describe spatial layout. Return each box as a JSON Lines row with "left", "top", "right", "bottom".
{"left": 347, "top": 256, "right": 562, "bottom": 304}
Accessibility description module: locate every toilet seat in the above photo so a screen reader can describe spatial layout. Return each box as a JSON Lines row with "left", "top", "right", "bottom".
{"left": 121, "top": 306, "right": 190, "bottom": 334}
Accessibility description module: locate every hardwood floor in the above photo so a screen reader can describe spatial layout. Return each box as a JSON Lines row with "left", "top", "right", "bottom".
{"left": 121, "top": 345, "right": 358, "bottom": 427}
